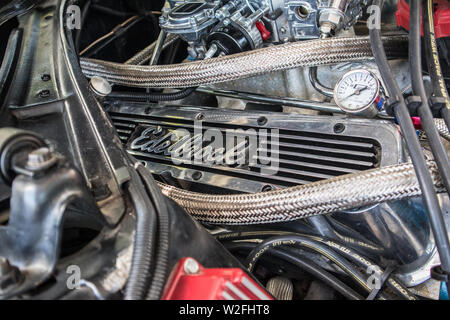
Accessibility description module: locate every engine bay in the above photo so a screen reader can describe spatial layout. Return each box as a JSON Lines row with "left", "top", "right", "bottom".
{"left": 0, "top": 0, "right": 449, "bottom": 302}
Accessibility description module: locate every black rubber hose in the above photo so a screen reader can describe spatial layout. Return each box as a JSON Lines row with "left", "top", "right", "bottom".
{"left": 136, "top": 164, "right": 171, "bottom": 300}
{"left": 217, "top": 227, "right": 384, "bottom": 257}
{"left": 422, "top": 0, "right": 450, "bottom": 129}
{"left": 106, "top": 87, "right": 197, "bottom": 102}
{"left": 225, "top": 242, "right": 363, "bottom": 300}
{"left": 409, "top": 0, "right": 450, "bottom": 199}
{"left": 244, "top": 235, "right": 373, "bottom": 295}
{"left": 370, "top": 0, "right": 450, "bottom": 289}
{"left": 273, "top": 250, "right": 364, "bottom": 300}
{"left": 408, "top": 0, "right": 450, "bottom": 289}
{"left": 124, "top": 169, "right": 158, "bottom": 300}
{"left": 326, "top": 217, "right": 385, "bottom": 255}
{"left": 308, "top": 67, "right": 334, "bottom": 98}
{"left": 308, "top": 215, "right": 340, "bottom": 239}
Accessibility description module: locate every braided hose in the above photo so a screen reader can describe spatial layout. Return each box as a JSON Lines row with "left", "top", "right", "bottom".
{"left": 80, "top": 36, "right": 407, "bottom": 88}
{"left": 157, "top": 162, "right": 444, "bottom": 225}
{"left": 435, "top": 118, "right": 450, "bottom": 141}
{"left": 124, "top": 33, "right": 179, "bottom": 65}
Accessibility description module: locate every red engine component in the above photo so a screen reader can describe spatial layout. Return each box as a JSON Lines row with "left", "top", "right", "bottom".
{"left": 162, "top": 258, "right": 273, "bottom": 300}
{"left": 396, "top": 0, "right": 450, "bottom": 38}
{"left": 256, "top": 21, "right": 271, "bottom": 41}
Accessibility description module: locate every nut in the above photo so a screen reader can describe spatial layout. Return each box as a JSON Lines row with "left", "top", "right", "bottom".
{"left": 26, "top": 147, "right": 58, "bottom": 171}
{"left": 319, "top": 10, "right": 343, "bottom": 25}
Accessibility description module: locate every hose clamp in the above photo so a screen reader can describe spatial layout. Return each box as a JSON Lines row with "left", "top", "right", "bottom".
{"left": 405, "top": 95, "right": 422, "bottom": 116}
{"left": 429, "top": 96, "right": 447, "bottom": 117}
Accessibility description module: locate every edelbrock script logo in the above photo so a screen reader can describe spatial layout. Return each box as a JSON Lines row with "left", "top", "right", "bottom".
{"left": 129, "top": 122, "right": 279, "bottom": 176}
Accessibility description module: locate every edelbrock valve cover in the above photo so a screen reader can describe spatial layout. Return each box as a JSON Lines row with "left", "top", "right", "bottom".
{"left": 106, "top": 102, "right": 404, "bottom": 193}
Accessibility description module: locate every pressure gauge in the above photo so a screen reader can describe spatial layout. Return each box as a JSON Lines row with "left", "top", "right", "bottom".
{"left": 334, "top": 69, "right": 382, "bottom": 118}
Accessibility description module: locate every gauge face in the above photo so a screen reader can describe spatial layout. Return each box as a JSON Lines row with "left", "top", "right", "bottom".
{"left": 334, "top": 70, "right": 380, "bottom": 114}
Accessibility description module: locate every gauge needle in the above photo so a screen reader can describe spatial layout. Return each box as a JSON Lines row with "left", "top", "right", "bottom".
{"left": 341, "top": 85, "right": 368, "bottom": 100}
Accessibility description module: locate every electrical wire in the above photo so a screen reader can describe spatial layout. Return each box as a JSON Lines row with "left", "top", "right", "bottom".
{"left": 244, "top": 235, "right": 374, "bottom": 295}
{"left": 369, "top": 0, "right": 450, "bottom": 292}
{"left": 79, "top": 15, "right": 141, "bottom": 56}
{"left": 218, "top": 230, "right": 416, "bottom": 300}
{"left": 225, "top": 241, "right": 364, "bottom": 300}
{"left": 409, "top": 0, "right": 450, "bottom": 200}
{"left": 422, "top": 0, "right": 450, "bottom": 130}
{"left": 90, "top": 4, "right": 160, "bottom": 17}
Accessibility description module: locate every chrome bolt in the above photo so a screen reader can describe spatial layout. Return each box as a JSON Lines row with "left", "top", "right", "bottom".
{"left": 183, "top": 258, "right": 200, "bottom": 275}
{"left": 89, "top": 76, "right": 112, "bottom": 97}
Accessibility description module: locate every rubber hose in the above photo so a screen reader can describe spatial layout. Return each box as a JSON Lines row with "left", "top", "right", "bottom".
{"left": 273, "top": 249, "right": 364, "bottom": 300}
{"left": 308, "top": 67, "right": 334, "bottom": 98}
{"left": 124, "top": 169, "right": 158, "bottom": 300}
{"left": 220, "top": 231, "right": 413, "bottom": 299}
{"left": 106, "top": 87, "right": 196, "bottom": 102}
{"left": 217, "top": 229, "right": 384, "bottom": 262}
{"left": 136, "top": 164, "right": 171, "bottom": 300}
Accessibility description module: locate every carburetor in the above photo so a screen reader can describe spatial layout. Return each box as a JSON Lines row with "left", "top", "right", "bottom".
{"left": 160, "top": 0, "right": 270, "bottom": 59}
{"left": 159, "top": 0, "right": 368, "bottom": 59}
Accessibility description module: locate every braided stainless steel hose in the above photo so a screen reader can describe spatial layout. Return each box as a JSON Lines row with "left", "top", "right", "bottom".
{"left": 157, "top": 161, "right": 444, "bottom": 225}
{"left": 435, "top": 118, "right": 450, "bottom": 141}
{"left": 124, "top": 33, "right": 179, "bottom": 65}
{"left": 80, "top": 35, "right": 407, "bottom": 88}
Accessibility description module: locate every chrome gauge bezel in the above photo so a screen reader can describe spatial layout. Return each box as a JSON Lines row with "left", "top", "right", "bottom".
{"left": 333, "top": 69, "right": 381, "bottom": 115}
